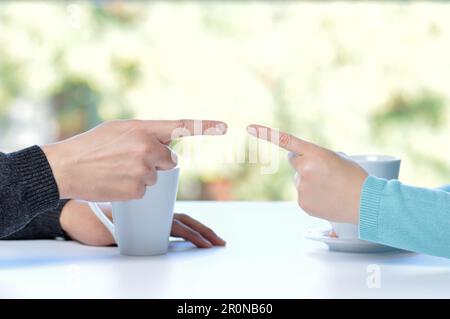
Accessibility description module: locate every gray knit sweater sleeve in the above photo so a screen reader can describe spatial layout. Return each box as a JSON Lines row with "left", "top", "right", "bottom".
{"left": 0, "top": 145, "right": 64, "bottom": 238}
{"left": 2, "top": 200, "right": 69, "bottom": 240}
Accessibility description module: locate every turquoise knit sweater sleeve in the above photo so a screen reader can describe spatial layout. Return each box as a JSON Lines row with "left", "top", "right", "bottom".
{"left": 359, "top": 176, "right": 450, "bottom": 258}
{"left": 437, "top": 185, "right": 450, "bottom": 193}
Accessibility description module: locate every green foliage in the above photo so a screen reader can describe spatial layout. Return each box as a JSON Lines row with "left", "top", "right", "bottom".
{"left": 201, "top": 6, "right": 239, "bottom": 36}
{"left": 92, "top": 2, "right": 143, "bottom": 28}
{"left": 0, "top": 50, "right": 23, "bottom": 104}
{"left": 51, "top": 77, "right": 101, "bottom": 136}
{"left": 232, "top": 161, "right": 294, "bottom": 201}
{"left": 408, "top": 147, "right": 450, "bottom": 179}
{"left": 372, "top": 91, "right": 446, "bottom": 133}
{"left": 370, "top": 91, "right": 450, "bottom": 184}
{"left": 0, "top": 49, "right": 23, "bottom": 131}
{"left": 111, "top": 57, "right": 141, "bottom": 88}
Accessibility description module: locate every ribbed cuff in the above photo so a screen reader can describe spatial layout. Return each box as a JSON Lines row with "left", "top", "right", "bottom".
{"left": 7, "top": 145, "right": 60, "bottom": 213}
{"left": 359, "top": 175, "right": 387, "bottom": 241}
{"left": 42, "top": 199, "right": 71, "bottom": 240}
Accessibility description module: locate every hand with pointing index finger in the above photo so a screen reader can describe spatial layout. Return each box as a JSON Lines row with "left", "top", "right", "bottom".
{"left": 42, "top": 119, "right": 227, "bottom": 202}
{"left": 247, "top": 124, "right": 367, "bottom": 224}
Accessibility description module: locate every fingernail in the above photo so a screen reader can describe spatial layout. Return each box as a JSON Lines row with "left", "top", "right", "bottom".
{"left": 215, "top": 123, "right": 227, "bottom": 134}
{"left": 204, "top": 241, "right": 214, "bottom": 248}
{"left": 171, "top": 150, "right": 178, "bottom": 164}
{"left": 214, "top": 234, "right": 226, "bottom": 243}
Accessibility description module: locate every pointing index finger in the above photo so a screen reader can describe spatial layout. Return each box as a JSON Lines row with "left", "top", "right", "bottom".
{"left": 246, "top": 124, "right": 314, "bottom": 155}
{"left": 146, "top": 119, "right": 228, "bottom": 143}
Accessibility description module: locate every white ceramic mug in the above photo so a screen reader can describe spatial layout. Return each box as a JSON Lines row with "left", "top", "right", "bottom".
{"left": 332, "top": 155, "right": 401, "bottom": 239}
{"left": 89, "top": 167, "right": 180, "bottom": 256}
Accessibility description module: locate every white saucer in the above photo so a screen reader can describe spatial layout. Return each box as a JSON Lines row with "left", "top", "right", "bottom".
{"left": 306, "top": 228, "right": 403, "bottom": 253}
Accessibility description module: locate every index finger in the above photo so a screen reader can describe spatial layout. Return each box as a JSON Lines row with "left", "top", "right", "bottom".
{"left": 246, "top": 124, "right": 314, "bottom": 155}
{"left": 146, "top": 119, "right": 228, "bottom": 143}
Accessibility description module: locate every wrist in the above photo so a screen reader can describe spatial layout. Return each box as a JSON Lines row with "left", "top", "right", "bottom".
{"left": 42, "top": 142, "right": 73, "bottom": 199}
{"left": 359, "top": 175, "right": 386, "bottom": 240}
{"left": 59, "top": 199, "right": 74, "bottom": 235}
{"left": 349, "top": 171, "right": 369, "bottom": 224}
{"left": 59, "top": 200, "right": 114, "bottom": 246}
{"left": 59, "top": 199, "right": 88, "bottom": 241}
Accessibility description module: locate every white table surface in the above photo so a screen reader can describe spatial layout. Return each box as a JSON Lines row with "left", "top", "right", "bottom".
{"left": 1, "top": 201, "right": 450, "bottom": 299}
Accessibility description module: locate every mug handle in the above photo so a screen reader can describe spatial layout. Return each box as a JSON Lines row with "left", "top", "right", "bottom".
{"left": 88, "top": 202, "right": 116, "bottom": 242}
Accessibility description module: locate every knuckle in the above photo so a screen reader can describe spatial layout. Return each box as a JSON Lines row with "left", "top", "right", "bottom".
{"left": 172, "top": 219, "right": 181, "bottom": 227}
{"left": 135, "top": 164, "right": 148, "bottom": 177}
{"left": 172, "top": 120, "right": 191, "bottom": 138}
{"left": 297, "top": 194, "right": 309, "bottom": 211}
{"left": 135, "top": 141, "right": 152, "bottom": 155}
{"left": 151, "top": 173, "right": 158, "bottom": 184}
{"left": 299, "top": 201, "right": 310, "bottom": 214}
{"left": 166, "top": 160, "right": 177, "bottom": 170}
{"left": 147, "top": 173, "right": 158, "bottom": 186}
{"left": 202, "top": 120, "right": 215, "bottom": 132}
{"left": 137, "top": 187, "right": 146, "bottom": 198}
{"left": 119, "top": 119, "right": 139, "bottom": 131}
{"left": 300, "top": 162, "right": 314, "bottom": 178}
{"left": 160, "top": 148, "right": 172, "bottom": 162}
{"left": 177, "top": 119, "right": 187, "bottom": 130}
{"left": 192, "top": 230, "right": 203, "bottom": 239}
{"left": 315, "top": 148, "right": 330, "bottom": 160}
{"left": 300, "top": 200, "right": 315, "bottom": 214}
{"left": 130, "top": 183, "right": 145, "bottom": 198}
{"left": 296, "top": 198, "right": 307, "bottom": 212}
{"left": 142, "top": 143, "right": 152, "bottom": 153}
{"left": 130, "top": 123, "right": 146, "bottom": 135}
{"left": 279, "top": 133, "right": 291, "bottom": 148}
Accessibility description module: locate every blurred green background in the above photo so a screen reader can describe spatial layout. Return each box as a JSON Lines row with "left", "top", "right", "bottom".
{"left": 1, "top": 1, "right": 449, "bottom": 201}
